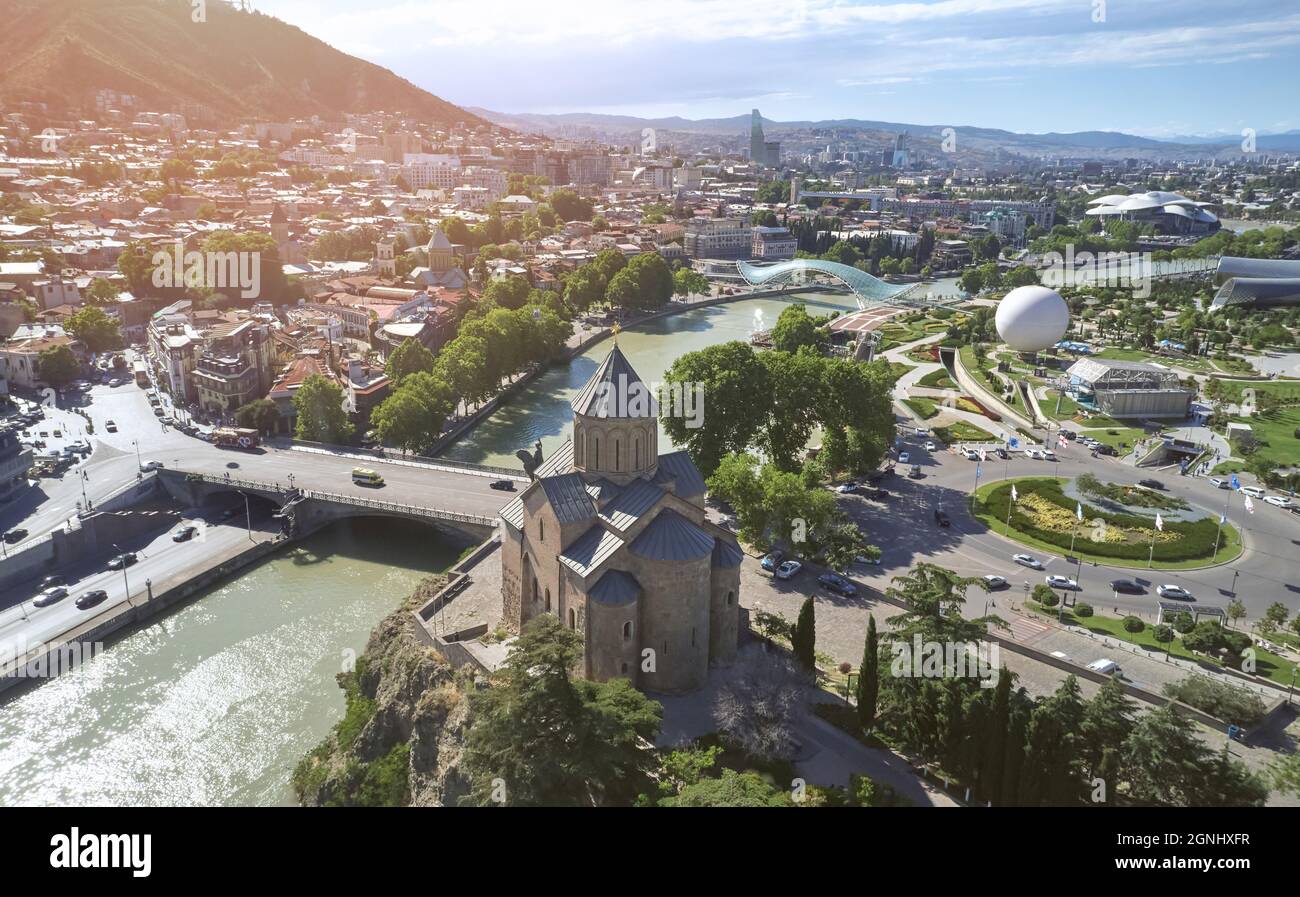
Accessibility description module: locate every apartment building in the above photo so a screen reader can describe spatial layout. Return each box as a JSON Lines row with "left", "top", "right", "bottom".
{"left": 751, "top": 226, "right": 797, "bottom": 261}
{"left": 190, "top": 319, "right": 274, "bottom": 416}
{"left": 683, "top": 217, "right": 753, "bottom": 260}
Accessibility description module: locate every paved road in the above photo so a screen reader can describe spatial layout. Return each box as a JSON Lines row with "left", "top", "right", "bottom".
{"left": 840, "top": 421, "right": 1300, "bottom": 624}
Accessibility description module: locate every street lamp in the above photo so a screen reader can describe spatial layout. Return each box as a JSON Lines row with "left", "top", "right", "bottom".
{"left": 112, "top": 542, "right": 133, "bottom": 606}
{"left": 237, "top": 490, "right": 253, "bottom": 542}
{"left": 132, "top": 439, "right": 142, "bottom": 469}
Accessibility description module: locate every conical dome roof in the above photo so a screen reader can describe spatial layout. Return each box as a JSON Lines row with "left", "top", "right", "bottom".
{"left": 570, "top": 343, "right": 658, "bottom": 418}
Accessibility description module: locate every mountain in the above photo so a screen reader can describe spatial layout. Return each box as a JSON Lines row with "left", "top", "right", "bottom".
{"left": 0, "top": 0, "right": 483, "bottom": 125}
{"left": 471, "top": 108, "right": 1282, "bottom": 160}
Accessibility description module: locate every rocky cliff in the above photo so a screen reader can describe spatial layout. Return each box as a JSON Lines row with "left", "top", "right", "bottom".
{"left": 294, "top": 575, "right": 476, "bottom": 807}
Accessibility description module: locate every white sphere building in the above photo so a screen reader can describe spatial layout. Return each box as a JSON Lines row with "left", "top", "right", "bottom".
{"left": 995, "top": 285, "right": 1070, "bottom": 352}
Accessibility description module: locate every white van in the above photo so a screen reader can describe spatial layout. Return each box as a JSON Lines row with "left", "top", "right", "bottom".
{"left": 1086, "top": 658, "right": 1119, "bottom": 675}
{"left": 1241, "top": 486, "right": 1266, "bottom": 499}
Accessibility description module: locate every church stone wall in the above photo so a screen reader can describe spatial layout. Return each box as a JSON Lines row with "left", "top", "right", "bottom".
{"left": 629, "top": 552, "right": 711, "bottom": 693}
{"left": 586, "top": 589, "right": 641, "bottom": 683}
{"left": 708, "top": 565, "right": 741, "bottom": 666}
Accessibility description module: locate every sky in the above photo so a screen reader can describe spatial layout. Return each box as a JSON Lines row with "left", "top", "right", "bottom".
{"left": 250, "top": 0, "right": 1300, "bottom": 137}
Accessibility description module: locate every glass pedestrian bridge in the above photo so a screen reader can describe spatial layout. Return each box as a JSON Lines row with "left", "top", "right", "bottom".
{"left": 737, "top": 259, "right": 925, "bottom": 309}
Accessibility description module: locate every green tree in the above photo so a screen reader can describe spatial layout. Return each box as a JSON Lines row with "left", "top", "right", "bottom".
{"left": 548, "top": 189, "right": 594, "bottom": 222}
{"left": 1079, "top": 675, "right": 1137, "bottom": 776}
{"left": 980, "top": 667, "right": 1012, "bottom": 804}
{"left": 564, "top": 265, "right": 606, "bottom": 312}
{"left": 672, "top": 267, "right": 709, "bottom": 299}
{"left": 857, "top": 615, "right": 879, "bottom": 731}
{"left": 235, "top": 398, "right": 280, "bottom": 435}
{"left": 384, "top": 338, "right": 436, "bottom": 386}
{"left": 661, "top": 341, "right": 768, "bottom": 477}
{"left": 37, "top": 343, "right": 79, "bottom": 388}
{"left": 792, "top": 596, "right": 817, "bottom": 671}
{"left": 370, "top": 372, "right": 453, "bottom": 454}
{"left": 293, "top": 374, "right": 354, "bottom": 444}
{"left": 86, "top": 277, "right": 121, "bottom": 305}
{"left": 64, "top": 305, "right": 121, "bottom": 353}
{"left": 661, "top": 769, "right": 792, "bottom": 807}
{"left": 461, "top": 615, "right": 662, "bottom": 806}
{"left": 770, "top": 303, "right": 826, "bottom": 354}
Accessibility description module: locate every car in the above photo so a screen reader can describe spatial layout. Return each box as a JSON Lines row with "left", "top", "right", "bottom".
{"left": 75, "top": 589, "right": 109, "bottom": 610}
{"left": 855, "top": 554, "right": 883, "bottom": 566}
{"left": 1208, "top": 477, "right": 1229, "bottom": 489}
{"left": 107, "top": 552, "right": 137, "bottom": 570}
{"left": 105, "top": 420, "right": 118, "bottom": 432}
{"left": 140, "top": 460, "right": 163, "bottom": 471}
{"left": 933, "top": 508, "right": 951, "bottom": 527}
{"left": 994, "top": 447, "right": 1009, "bottom": 459}
{"left": 1241, "top": 486, "right": 1266, "bottom": 499}
{"left": 835, "top": 481, "right": 859, "bottom": 494}
{"left": 152, "top": 406, "right": 165, "bottom": 417}
{"left": 1059, "top": 429, "right": 1076, "bottom": 440}
{"left": 172, "top": 525, "right": 198, "bottom": 542}
{"left": 3, "top": 528, "right": 28, "bottom": 543}
{"left": 1013, "top": 553, "right": 1043, "bottom": 569}
{"left": 1094, "top": 444, "right": 1117, "bottom": 456}
{"left": 1041, "top": 450, "right": 1057, "bottom": 462}
{"left": 898, "top": 452, "right": 910, "bottom": 464}
{"left": 818, "top": 572, "right": 857, "bottom": 596}
{"left": 760, "top": 550, "right": 784, "bottom": 572}
{"left": 1138, "top": 478, "right": 1165, "bottom": 491}
{"left": 1264, "top": 495, "right": 1293, "bottom": 508}
{"left": 963, "top": 449, "right": 979, "bottom": 460}
{"left": 108, "top": 378, "right": 124, "bottom": 387}
{"left": 33, "top": 586, "right": 69, "bottom": 607}
{"left": 913, "top": 427, "right": 926, "bottom": 436}
{"left": 38, "top": 574, "right": 67, "bottom": 589}
{"left": 1086, "top": 658, "right": 1120, "bottom": 675}
{"left": 775, "top": 560, "right": 803, "bottom": 580}
{"left": 908, "top": 464, "right": 922, "bottom": 478}
{"left": 983, "top": 575, "right": 1009, "bottom": 590}
{"left": 489, "top": 479, "right": 516, "bottom": 491}
{"left": 924, "top": 440, "right": 937, "bottom": 452}
{"left": 1045, "top": 574, "right": 1081, "bottom": 591}
{"left": 1156, "top": 584, "right": 1192, "bottom": 600}
{"left": 1109, "top": 579, "right": 1146, "bottom": 594}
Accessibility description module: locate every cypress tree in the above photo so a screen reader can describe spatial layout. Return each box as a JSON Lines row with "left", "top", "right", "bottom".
{"left": 793, "top": 597, "right": 816, "bottom": 671}
{"left": 856, "top": 615, "right": 879, "bottom": 731}
{"left": 1001, "top": 707, "right": 1028, "bottom": 807}
{"left": 980, "top": 667, "right": 1011, "bottom": 804}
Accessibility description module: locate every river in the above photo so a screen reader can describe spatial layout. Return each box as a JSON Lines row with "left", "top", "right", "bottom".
{"left": 0, "top": 520, "right": 460, "bottom": 806}
{"left": 440, "top": 289, "right": 865, "bottom": 469}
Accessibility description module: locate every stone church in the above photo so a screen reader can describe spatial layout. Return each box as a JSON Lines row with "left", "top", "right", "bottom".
{"left": 498, "top": 342, "right": 741, "bottom": 693}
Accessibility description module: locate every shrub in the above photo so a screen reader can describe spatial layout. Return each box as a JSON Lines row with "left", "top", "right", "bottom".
{"left": 1163, "top": 674, "right": 1267, "bottom": 727}
{"left": 1170, "top": 611, "right": 1195, "bottom": 634}
{"left": 1153, "top": 624, "right": 1174, "bottom": 644}
{"left": 1123, "top": 615, "right": 1145, "bottom": 634}
{"left": 1075, "top": 603, "right": 1094, "bottom": 617}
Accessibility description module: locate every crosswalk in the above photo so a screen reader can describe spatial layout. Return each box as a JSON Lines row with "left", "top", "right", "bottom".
{"left": 1006, "top": 614, "right": 1052, "bottom": 644}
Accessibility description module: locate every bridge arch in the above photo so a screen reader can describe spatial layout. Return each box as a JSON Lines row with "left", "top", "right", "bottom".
{"left": 737, "top": 259, "right": 920, "bottom": 309}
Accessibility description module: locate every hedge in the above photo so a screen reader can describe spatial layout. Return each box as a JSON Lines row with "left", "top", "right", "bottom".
{"left": 976, "top": 478, "right": 1233, "bottom": 562}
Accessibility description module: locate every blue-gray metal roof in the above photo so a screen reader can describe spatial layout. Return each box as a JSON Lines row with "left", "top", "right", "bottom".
{"left": 653, "top": 450, "right": 707, "bottom": 497}
{"left": 737, "top": 258, "right": 918, "bottom": 307}
{"left": 1210, "top": 277, "right": 1300, "bottom": 311}
{"left": 712, "top": 537, "right": 744, "bottom": 568}
{"left": 559, "top": 525, "right": 624, "bottom": 577}
{"left": 539, "top": 472, "right": 596, "bottom": 523}
{"left": 629, "top": 509, "right": 715, "bottom": 562}
{"left": 598, "top": 478, "right": 664, "bottom": 531}
{"left": 570, "top": 343, "right": 658, "bottom": 418}
{"left": 588, "top": 569, "right": 641, "bottom": 606}
{"left": 1215, "top": 256, "right": 1300, "bottom": 286}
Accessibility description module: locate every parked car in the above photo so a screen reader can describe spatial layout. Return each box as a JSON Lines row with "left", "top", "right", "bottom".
{"left": 1094, "top": 444, "right": 1116, "bottom": 456}
{"left": 924, "top": 440, "right": 937, "bottom": 452}
{"left": 172, "top": 525, "right": 198, "bottom": 542}
{"left": 1264, "top": 495, "right": 1293, "bottom": 508}
{"left": 835, "top": 481, "right": 859, "bottom": 494}
{"left": 33, "top": 586, "right": 69, "bottom": 607}
{"left": 1086, "top": 658, "right": 1120, "bottom": 675}
{"left": 1045, "top": 574, "right": 1081, "bottom": 591}
{"left": 760, "top": 550, "right": 784, "bottom": 572}
{"left": 933, "top": 508, "right": 951, "bottom": 527}
{"left": 818, "top": 572, "right": 857, "bottom": 596}
{"left": 898, "top": 452, "right": 910, "bottom": 464}
{"left": 1109, "top": 579, "right": 1146, "bottom": 594}
{"left": 1041, "top": 450, "right": 1057, "bottom": 462}
{"left": 489, "top": 479, "right": 516, "bottom": 491}
{"left": 913, "top": 427, "right": 926, "bottom": 436}
{"left": 983, "top": 575, "right": 1009, "bottom": 590}
{"left": 1156, "top": 584, "right": 1192, "bottom": 600}
{"left": 2, "top": 529, "right": 28, "bottom": 543}
{"left": 1013, "top": 553, "right": 1043, "bottom": 569}
{"left": 107, "top": 552, "right": 137, "bottom": 570}
{"left": 963, "top": 449, "right": 979, "bottom": 460}
{"left": 1138, "top": 478, "right": 1165, "bottom": 491}
{"left": 994, "top": 447, "right": 1009, "bottom": 459}
{"left": 855, "top": 554, "right": 883, "bottom": 566}
{"left": 1059, "top": 429, "right": 1076, "bottom": 440}
{"left": 774, "top": 560, "right": 803, "bottom": 580}
{"left": 75, "top": 589, "right": 109, "bottom": 610}
{"left": 908, "top": 464, "right": 922, "bottom": 478}
{"left": 1208, "top": 477, "right": 1229, "bottom": 489}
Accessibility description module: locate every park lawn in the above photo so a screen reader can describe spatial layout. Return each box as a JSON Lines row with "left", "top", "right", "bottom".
{"left": 959, "top": 345, "right": 1017, "bottom": 406}
{"left": 903, "top": 397, "right": 939, "bottom": 419}
{"left": 934, "top": 421, "right": 996, "bottom": 443}
{"left": 1044, "top": 389, "right": 1080, "bottom": 420}
{"left": 1083, "top": 426, "right": 1147, "bottom": 453}
{"left": 1216, "top": 378, "right": 1300, "bottom": 404}
{"left": 884, "top": 361, "right": 915, "bottom": 383}
{"left": 1212, "top": 460, "right": 1247, "bottom": 476}
{"left": 968, "top": 477, "right": 1244, "bottom": 570}
{"left": 917, "top": 368, "right": 956, "bottom": 389}
{"left": 1227, "top": 408, "right": 1300, "bottom": 467}
{"left": 1209, "top": 356, "right": 1260, "bottom": 376}
{"left": 1027, "top": 603, "right": 1297, "bottom": 686}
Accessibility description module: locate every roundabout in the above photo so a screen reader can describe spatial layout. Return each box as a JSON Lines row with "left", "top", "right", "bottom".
{"left": 969, "top": 475, "right": 1244, "bottom": 570}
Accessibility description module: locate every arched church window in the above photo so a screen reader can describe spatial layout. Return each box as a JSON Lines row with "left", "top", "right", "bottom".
{"left": 568, "top": 608, "right": 577, "bottom": 630}
{"left": 622, "top": 621, "right": 633, "bottom": 642}
{"left": 545, "top": 588, "right": 552, "bottom": 612}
